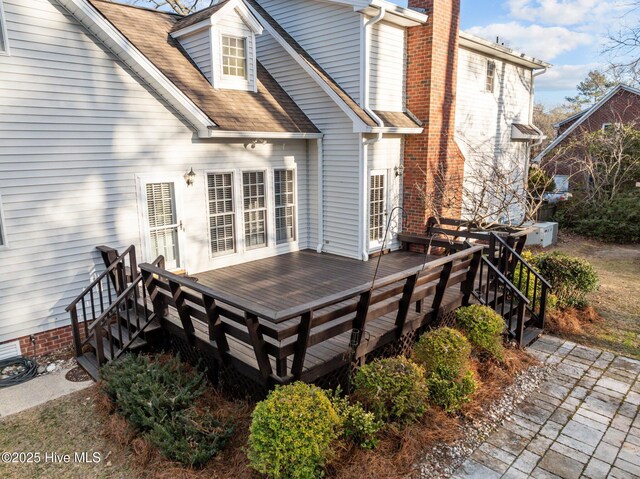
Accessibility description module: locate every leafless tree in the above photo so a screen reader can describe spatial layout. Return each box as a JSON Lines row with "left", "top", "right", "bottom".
{"left": 128, "top": 0, "right": 216, "bottom": 15}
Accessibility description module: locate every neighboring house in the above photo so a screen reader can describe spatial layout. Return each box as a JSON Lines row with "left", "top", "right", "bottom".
{"left": 455, "top": 32, "right": 549, "bottom": 224}
{"left": 534, "top": 84, "right": 640, "bottom": 190}
{"left": 0, "top": 0, "right": 546, "bottom": 355}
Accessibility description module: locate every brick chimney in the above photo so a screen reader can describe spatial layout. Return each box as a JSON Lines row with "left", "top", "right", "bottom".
{"left": 403, "top": 0, "right": 465, "bottom": 234}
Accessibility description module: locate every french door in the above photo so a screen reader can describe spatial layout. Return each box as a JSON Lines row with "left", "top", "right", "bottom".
{"left": 141, "top": 180, "right": 183, "bottom": 270}
{"left": 369, "top": 170, "right": 388, "bottom": 249}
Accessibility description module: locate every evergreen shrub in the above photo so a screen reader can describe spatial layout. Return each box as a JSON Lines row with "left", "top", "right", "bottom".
{"left": 455, "top": 305, "right": 505, "bottom": 360}
{"left": 330, "top": 389, "right": 382, "bottom": 450}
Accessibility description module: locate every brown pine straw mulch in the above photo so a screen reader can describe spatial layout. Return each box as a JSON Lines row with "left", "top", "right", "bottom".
{"left": 545, "top": 306, "right": 601, "bottom": 336}
{"left": 95, "top": 348, "right": 537, "bottom": 479}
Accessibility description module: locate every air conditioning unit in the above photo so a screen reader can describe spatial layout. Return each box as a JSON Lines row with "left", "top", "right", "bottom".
{"left": 525, "top": 222, "right": 558, "bottom": 248}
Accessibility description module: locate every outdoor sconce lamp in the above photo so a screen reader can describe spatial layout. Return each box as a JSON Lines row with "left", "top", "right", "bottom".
{"left": 184, "top": 167, "right": 196, "bottom": 186}
{"left": 394, "top": 164, "right": 405, "bottom": 177}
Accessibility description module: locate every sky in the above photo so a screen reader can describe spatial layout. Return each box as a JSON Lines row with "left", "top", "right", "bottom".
{"left": 390, "top": 0, "right": 640, "bottom": 107}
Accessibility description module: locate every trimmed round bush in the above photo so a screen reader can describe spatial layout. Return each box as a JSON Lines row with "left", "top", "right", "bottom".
{"left": 352, "top": 356, "right": 429, "bottom": 424}
{"left": 426, "top": 370, "right": 478, "bottom": 413}
{"left": 530, "top": 252, "right": 598, "bottom": 308}
{"left": 248, "top": 382, "right": 340, "bottom": 479}
{"left": 455, "top": 305, "right": 505, "bottom": 360}
{"left": 330, "top": 390, "right": 382, "bottom": 450}
{"left": 413, "top": 328, "right": 478, "bottom": 412}
{"left": 413, "top": 327, "right": 471, "bottom": 378}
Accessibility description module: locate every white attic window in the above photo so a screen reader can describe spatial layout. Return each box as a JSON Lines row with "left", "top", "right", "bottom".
{"left": 485, "top": 60, "right": 496, "bottom": 93}
{"left": 0, "top": 0, "right": 10, "bottom": 55}
{"left": 171, "top": 0, "right": 263, "bottom": 92}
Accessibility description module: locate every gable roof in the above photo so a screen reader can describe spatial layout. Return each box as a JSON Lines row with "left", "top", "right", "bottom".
{"left": 554, "top": 109, "right": 587, "bottom": 129}
{"left": 80, "top": 0, "right": 319, "bottom": 135}
{"left": 534, "top": 84, "right": 640, "bottom": 162}
{"left": 246, "top": 0, "right": 422, "bottom": 132}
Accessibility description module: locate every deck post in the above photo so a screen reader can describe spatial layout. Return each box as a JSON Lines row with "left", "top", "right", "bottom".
{"left": 351, "top": 290, "right": 372, "bottom": 362}
{"left": 291, "top": 311, "right": 313, "bottom": 379}
{"left": 203, "top": 295, "right": 230, "bottom": 358}
{"left": 461, "top": 249, "right": 483, "bottom": 306}
{"left": 245, "top": 312, "right": 273, "bottom": 382}
{"left": 169, "top": 280, "right": 196, "bottom": 347}
{"left": 395, "top": 273, "right": 419, "bottom": 338}
{"left": 431, "top": 261, "right": 453, "bottom": 317}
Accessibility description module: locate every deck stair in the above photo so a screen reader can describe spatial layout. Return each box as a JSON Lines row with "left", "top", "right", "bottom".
{"left": 66, "top": 245, "right": 165, "bottom": 380}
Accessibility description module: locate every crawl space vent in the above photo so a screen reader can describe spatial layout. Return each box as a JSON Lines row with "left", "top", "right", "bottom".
{"left": 0, "top": 340, "right": 22, "bottom": 360}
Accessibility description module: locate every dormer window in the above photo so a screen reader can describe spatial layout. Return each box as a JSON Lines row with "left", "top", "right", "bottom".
{"left": 222, "top": 35, "right": 247, "bottom": 78}
{"left": 171, "top": 0, "right": 262, "bottom": 92}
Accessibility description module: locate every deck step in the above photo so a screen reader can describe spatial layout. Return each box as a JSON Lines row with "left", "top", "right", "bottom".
{"left": 108, "top": 324, "right": 147, "bottom": 350}
{"left": 119, "top": 306, "right": 161, "bottom": 333}
{"left": 76, "top": 352, "right": 100, "bottom": 381}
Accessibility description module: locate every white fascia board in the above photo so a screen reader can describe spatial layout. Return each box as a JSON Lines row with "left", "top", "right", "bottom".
{"left": 245, "top": 1, "right": 371, "bottom": 133}
{"left": 172, "top": 0, "right": 263, "bottom": 38}
{"left": 534, "top": 84, "right": 639, "bottom": 162}
{"left": 459, "top": 31, "right": 551, "bottom": 70}
{"left": 59, "top": 0, "right": 216, "bottom": 136}
{"left": 205, "top": 130, "right": 323, "bottom": 139}
{"left": 370, "top": 127, "right": 423, "bottom": 134}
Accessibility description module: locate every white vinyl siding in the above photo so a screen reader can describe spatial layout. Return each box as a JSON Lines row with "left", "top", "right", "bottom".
{"left": 177, "top": 28, "right": 212, "bottom": 83}
{"left": 257, "top": 0, "right": 362, "bottom": 101}
{"left": 369, "top": 21, "right": 405, "bottom": 111}
{"left": 455, "top": 46, "right": 534, "bottom": 224}
{"left": 274, "top": 169, "right": 295, "bottom": 244}
{"left": 256, "top": 31, "right": 361, "bottom": 258}
{"left": 243, "top": 171, "right": 267, "bottom": 249}
{"left": 0, "top": 193, "right": 6, "bottom": 246}
{"left": 0, "top": 0, "right": 309, "bottom": 342}
{"left": 207, "top": 173, "right": 235, "bottom": 256}
{"left": 0, "top": 0, "right": 8, "bottom": 55}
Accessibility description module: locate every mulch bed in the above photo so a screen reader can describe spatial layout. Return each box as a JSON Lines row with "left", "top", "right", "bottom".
{"left": 94, "top": 347, "right": 537, "bottom": 479}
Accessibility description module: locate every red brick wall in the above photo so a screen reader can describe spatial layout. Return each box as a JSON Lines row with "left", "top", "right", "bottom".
{"left": 1, "top": 325, "right": 74, "bottom": 358}
{"left": 403, "top": 0, "right": 465, "bottom": 234}
{"left": 545, "top": 89, "right": 640, "bottom": 184}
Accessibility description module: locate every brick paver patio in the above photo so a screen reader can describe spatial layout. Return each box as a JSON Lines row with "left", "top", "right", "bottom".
{"left": 453, "top": 335, "right": 640, "bottom": 479}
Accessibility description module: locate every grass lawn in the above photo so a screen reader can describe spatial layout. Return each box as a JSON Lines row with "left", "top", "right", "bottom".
{"left": 544, "top": 233, "right": 640, "bottom": 359}
{"left": 0, "top": 388, "right": 132, "bottom": 479}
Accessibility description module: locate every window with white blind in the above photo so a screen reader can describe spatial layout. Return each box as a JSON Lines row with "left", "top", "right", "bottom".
{"left": 369, "top": 173, "right": 386, "bottom": 242}
{"left": 243, "top": 171, "right": 267, "bottom": 249}
{"left": 274, "top": 169, "right": 296, "bottom": 244}
{"left": 222, "top": 35, "right": 247, "bottom": 78}
{"left": 485, "top": 60, "right": 496, "bottom": 93}
{"left": 0, "top": 0, "right": 8, "bottom": 55}
{"left": 207, "top": 173, "right": 235, "bottom": 256}
{"left": 146, "top": 182, "right": 180, "bottom": 269}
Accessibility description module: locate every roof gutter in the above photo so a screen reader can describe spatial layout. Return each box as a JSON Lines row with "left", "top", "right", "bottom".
{"left": 362, "top": 6, "right": 386, "bottom": 135}
{"left": 204, "top": 130, "right": 323, "bottom": 139}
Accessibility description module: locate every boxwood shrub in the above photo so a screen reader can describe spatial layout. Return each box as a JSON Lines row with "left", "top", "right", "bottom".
{"left": 455, "top": 305, "right": 505, "bottom": 360}
{"left": 248, "top": 382, "right": 340, "bottom": 479}
{"left": 330, "top": 389, "right": 382, "bottom": 450}
{"left": 352, "top": 356, "right": 429, "bottom": 424}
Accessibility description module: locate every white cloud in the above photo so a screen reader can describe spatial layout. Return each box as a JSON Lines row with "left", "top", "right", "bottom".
{"left": 506, "top": 0, "right": 629, "bottom": 27}
{"left": 535, "top": 63, "right": 600, "bottom": 90}
{"left": 466, "top": 22, "right": 592, "bottom": 61}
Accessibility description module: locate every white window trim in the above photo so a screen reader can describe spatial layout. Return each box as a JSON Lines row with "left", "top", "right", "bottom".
{"left": 485, "top": 59, "right": 496, "bottom": 93}
{"left": 241, "top": 168, "right": 269, "bottom": 251}
{"left": 135, "top": 173, "right": 187, "bottom": 271}
{"left": 0, "top": 0, "right": 10, "bottom": 56}
{"left": 274, "top": 168, "right": 297, "bottom": 245}
{"left": 0, "top": 193, "right": 8, "bottom": 249}
{"left": 368, "top": 169, "right": 388, "bottom": 251}
{"left": 214, "top": 26, "right": 257, "bottom": 92}
{"left": 205, "top": 170, "right": 238, "bottom": 259}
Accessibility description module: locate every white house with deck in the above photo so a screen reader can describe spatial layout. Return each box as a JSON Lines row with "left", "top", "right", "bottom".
{"left": 0, "top": 0, "right": 547, "bottom": 357}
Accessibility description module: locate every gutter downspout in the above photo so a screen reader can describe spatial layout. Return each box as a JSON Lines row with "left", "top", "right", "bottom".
{"left": 360, "top": 6, "right": 386, "bottom": 261}
{"left": 316, "top": 137, "right": 324, "bottom": 253}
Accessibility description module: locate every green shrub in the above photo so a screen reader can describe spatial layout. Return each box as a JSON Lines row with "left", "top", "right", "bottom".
{"left": 455, "top": 305, "right": 505, "bottom": 360}
{"left": 528, "top": 167, "right": 556, "bottom": 196}
{"left": 248, "top": 382, "right": 340, "bottom": 479}
{"left": 413, "top": 327, "right": 471, "bottom": 378}
{"left": 413, "top": 328, "right": 477, "bottom": 412}
{"left": 101, "top": 354, "right": 233, "bottom": 467}
{"left": 330, "top": 389, "right": 382, "bottom": 450}
{"left": 557, "top": 191, "right": 640, "bottom": 243}
{"left": 426, "top": 370, "right": 478, "bottom": 413}
{"left": 530, "top": 252, "right": 598, "bottom": 308}
{"left": 352, "top": 357, "right": 429, "bottom": 424}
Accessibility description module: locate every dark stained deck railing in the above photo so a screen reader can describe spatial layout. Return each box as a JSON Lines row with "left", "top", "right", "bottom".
{"left": 138, "top": 245, "right": 485, "bottom": 386}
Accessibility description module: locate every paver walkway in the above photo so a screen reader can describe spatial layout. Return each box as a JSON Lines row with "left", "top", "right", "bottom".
{"left": 453, "top": 335, "right": 640, "bottom": 479}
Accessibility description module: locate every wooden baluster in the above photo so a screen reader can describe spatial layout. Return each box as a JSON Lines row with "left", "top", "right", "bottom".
{"left": 291, "top": 311, "right": 313, "bottom": 379}
{"left": 395, "top": 273, "right": 419, "bottom": 338}
{"left": 203, "top": 294, "right": 229, "bottom": 360}
{"left": 141, "top": 270, "right": 167, "bottom": 320}
{"left": 351, "top": 290, "right": 372, "bottom": 362}
{"left": 245, "top": 312, "right": 272, "bottom": 382}
{"left": 431, "top": 261, "right": 453, "bottom": 316}
{"left": 461, "top": 249, "right": 483, "bottom": 306}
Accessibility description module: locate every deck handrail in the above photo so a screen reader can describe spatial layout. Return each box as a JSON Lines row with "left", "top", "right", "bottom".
{"left": 491, "top": 233, "right": 552, "bottom": 289}
{"left": 65, "top": 245, "right": 137, "bottom": 312}
{"left": 139, "top": 245, "right": 485, "bottom": 324}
